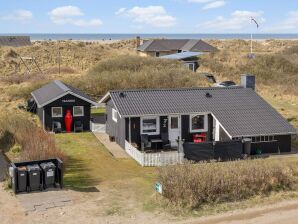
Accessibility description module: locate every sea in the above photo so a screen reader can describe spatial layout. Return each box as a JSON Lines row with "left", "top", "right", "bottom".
{"left": 1, "top": 33, "right": 298, "bottom": 41}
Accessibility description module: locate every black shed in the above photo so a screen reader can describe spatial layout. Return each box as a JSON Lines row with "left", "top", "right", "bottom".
{"left": 31, "top": 80, "right": 97, "bottom": 132}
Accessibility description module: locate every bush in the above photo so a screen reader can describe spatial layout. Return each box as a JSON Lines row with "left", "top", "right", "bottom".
{"left": 158, "top": 160, "right": 298, "bottom": 209}
{"left": 71, "top": 55, "right": 208, "bottom": 97}
{"left": 0, "top": 113, "right": 66, "bottom": 163}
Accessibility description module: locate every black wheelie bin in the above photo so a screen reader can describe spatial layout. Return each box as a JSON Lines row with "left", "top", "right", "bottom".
{"left": 40, "top": 162, "right": 56, "bottom": 189}
{"left": 17, "top": 166, "right": 28, "bottom": 192}
{"left": 27, "top": 164, "right": 41, "bottom": 192}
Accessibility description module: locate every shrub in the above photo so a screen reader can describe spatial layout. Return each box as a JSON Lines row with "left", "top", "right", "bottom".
{"left": 6, "top": 80, "right": 48, "bottom": 100}
{"left": 71, "top": 55, "right": 209, "bottom": 97}
{"left": 158, "top": 160, "right": 298, "bottom": 209}
{"left": 0, "top": 113, "right": 66, "bottom": 163}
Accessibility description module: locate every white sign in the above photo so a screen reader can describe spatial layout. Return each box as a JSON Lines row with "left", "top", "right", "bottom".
{"left": 47, "top": 170, "right": 54, "bottom": 177}
{"left": 155, "top": 182, "right": 162, "bottom": 194}
{"left": 62, "top": 99, "right": 75, "bottom": 103}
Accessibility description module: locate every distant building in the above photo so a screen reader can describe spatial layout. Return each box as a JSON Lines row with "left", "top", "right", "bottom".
{"left": 137, "top": 38, "right": 217, "bottom": 57}
{"left": 0, "top": 36, "right": 31, "bottom": 47}
{"left": 160, "top": 52, "right": 204, "bottom": 72}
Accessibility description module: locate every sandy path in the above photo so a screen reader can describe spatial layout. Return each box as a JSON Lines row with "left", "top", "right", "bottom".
{"left": 1, "top": 181, "right": 298, "bottom": 224}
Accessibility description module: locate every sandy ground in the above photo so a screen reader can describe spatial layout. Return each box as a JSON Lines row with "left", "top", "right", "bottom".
{"left": 1, "top": 181, "right": 298, "bottom": 224}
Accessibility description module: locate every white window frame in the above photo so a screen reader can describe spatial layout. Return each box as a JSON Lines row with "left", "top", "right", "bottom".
{"left": 73, "top": 106, "right": 84, "bottom": 117}
{"left": 189, "top": 114, "right": 208, "bottom": 133}
{"left": 249, "top": 135, "right": 277, "bottom": 143}
{"left": 141, "top": 116, "right": 160, "bottom": 135}
{"left": 112, "top": 108, "right": 118, "bottom": 122}
{"left": 51, "top": 107, "right": 62, "bottom": 118}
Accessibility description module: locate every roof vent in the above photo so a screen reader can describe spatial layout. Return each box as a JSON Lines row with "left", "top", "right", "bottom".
{"left": 119, "top": 92, "right": 126, "bottom": 98}
{"left": 205, "top": 92, "right": 212, "bottom": 98}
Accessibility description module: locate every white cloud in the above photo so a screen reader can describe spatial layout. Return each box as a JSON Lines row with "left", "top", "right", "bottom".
{"left": 188, "top": 0, "right": 226, "bottom": 10}
{"left": 0, "top": 9, "right": 33, "bottom": 22}
{"left": 202, "top": 1, "right": 226, "bottom": 10}
{"left": 200, "top": 10, "right": 265, "bottom": 30}
{"left": 188, "top": 0, "right": 214, "bottom": 3}
{"left": 49, "top": 6, "right": 102, "bottom": 27}
{"left": 269, "top": 11, "right": 298, "bottom": 31}
{"left": 116, "top": 6, "right": 176, "bottom": 28}
{"left": 115, "top": 8, "right": 126, "bottom": 15}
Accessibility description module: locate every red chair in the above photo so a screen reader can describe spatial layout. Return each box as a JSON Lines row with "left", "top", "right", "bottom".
{"left": 193, "top": 133, "right": 207, "bottom": 143}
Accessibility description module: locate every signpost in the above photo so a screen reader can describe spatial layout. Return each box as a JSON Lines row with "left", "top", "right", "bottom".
{"left": 155, "top": 182, "right": 162, "bottom": 194}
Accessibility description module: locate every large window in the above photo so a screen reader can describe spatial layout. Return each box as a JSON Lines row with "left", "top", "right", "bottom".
{"left": 190, "top": 114, "right": 207, "bottom": 132}
{"left": 141, "top": 117, "right": 160, "bottom": 135}
{"left": 73, "top": 106, "right": 84, "bottom": 117}
{"left": 52, "top": 107, "right": 62, "bottom": 118}
{"left": 112, "top": 108, "right": 118, "bottom": 122}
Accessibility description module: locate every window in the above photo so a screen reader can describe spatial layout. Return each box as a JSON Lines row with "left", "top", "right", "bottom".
{"left": 188, "top": 63, "right": 195, "bottom": 71}
{"left": 155, "top": 52, "right": 160, "bottom": 57}
{"left": 141, "top": 117, "right": 160, "bottom": 135}
{"left": 73, "top": 106, "right": 84, "bottom": 117}
{"left": 52, "top": 107, "right": 62, "bottom": 118}
{"left": 112, "top": 108, "right": 118, "bottom": 122}
{"left": 250, "top": 136, "right": 277, "bottom": 143}
{"left": 170, "top": 117, "right": 178, "bottom": 129}
{"left": 190, "top": 114, "right": 207, "bottom": 132}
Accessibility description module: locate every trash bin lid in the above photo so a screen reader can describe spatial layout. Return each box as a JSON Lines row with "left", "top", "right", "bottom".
{"left": 40, "top": 162, "right": 56, "bottom": 169}
{"left": 27, "top": 164, "right": 40, "bottom": 171}
{"left": 17, "top": 166, "right": 27, "bottom": 171}
{"left": 243, "top": 138, "right": 252, "bottom": 142}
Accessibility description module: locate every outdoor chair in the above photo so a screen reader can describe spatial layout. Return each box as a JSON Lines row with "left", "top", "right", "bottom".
{"left": 161, "top": 132, "right": 171, "bottom": 150}
{"left": 52, "top": 121, "right": 62, "bottom": 133}
{"left": 74, "top": 120, "right": 84, "bottom": 132}
{"left": 141, "top": 134, "right": 151, "bottom": 151}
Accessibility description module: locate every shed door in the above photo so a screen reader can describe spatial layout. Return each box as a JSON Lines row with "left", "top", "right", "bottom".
{"left": 168, "top": 115, "right": 181, "bottom": 147}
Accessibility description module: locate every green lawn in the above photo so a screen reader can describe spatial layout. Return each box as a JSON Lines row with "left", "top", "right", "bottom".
{"left": 55, "top": 133, "right": 156, "bottom": 194}
{"left": 91, "top": 107, "right": 106, "bottom": 116}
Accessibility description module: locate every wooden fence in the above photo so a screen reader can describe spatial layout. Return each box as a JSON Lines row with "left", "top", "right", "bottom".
{"left": 125, "top": 141, "right": 184, "bottom": 167}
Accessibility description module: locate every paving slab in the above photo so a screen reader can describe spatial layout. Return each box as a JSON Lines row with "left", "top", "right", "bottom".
{"left": 17, "top": 189, "right": 73, "bottom": 213}
{"left": 93, "top": 133, "right": 130, "bottom": 158}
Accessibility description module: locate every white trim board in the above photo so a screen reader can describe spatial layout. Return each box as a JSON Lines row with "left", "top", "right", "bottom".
{"left": 32, "top": 91, "right": 98, "bottom": 108}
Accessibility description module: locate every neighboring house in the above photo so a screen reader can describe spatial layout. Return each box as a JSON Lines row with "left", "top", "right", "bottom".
{"left": 99, "top": 76, "right": 296, "bottom": 166}
{"left": 31, "top": 80, "right": 97, "bottom": 132}
{"left": 0, "top": 36, "right": 31, "bottom": 47}
{"left": 160, "top": 52, "right": 204, "bottom": 72}
{"left": 137, "top": 39, "right": 217, "bottom": 57}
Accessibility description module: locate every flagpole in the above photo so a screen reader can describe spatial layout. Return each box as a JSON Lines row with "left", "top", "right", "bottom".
{"left": 250, "top": 17, "right": 253, "bottom": 55}
{"left": 250, "top": 32, "right": 253, "bottom": 54}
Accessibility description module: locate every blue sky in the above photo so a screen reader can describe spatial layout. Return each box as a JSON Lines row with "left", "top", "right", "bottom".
{"left": 0, "top": 0, "right": 297, "bottom": 33}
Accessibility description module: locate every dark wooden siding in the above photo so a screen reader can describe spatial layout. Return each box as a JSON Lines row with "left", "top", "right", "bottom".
{"left": 181, "top": 115, "right": 190, "bottom": 141}
{"left": 130, "top": 117, "right": 141, "bottom": 146}
{"left": 207, "top": 114, "right": 213, "bottom": 141}
{"left": 43, "top": 94, "right": 91, "bottom": 131}
{"left": 251, "top": 135, "right": 292, "bottom": 154}
{"left": 106, "top": 99, "right": 117, "bottom": 137}
{"left": 105, "top": 99, "right": 126, "bottom": 148}
{"left": 219, "top": 126, "right": 230, "bottom": 141}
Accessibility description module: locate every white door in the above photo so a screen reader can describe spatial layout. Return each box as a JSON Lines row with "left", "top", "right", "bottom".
{"left": 168, "top": 115, "right": 181, "bottom": 147}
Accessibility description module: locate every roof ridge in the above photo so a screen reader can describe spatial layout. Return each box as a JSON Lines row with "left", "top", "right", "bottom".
{"left": 54, "top": 80, "right": 70, "bottom": 92}
{"left": 109, "top": 86, "right": 244, "bottom": 93}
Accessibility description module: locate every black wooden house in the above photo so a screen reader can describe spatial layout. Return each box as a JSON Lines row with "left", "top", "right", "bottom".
{"left": 31, "top": 80, "right": 97, "bottom": 132}
{"left": 99, "top": 85, "right": 296, "bottom": 156}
